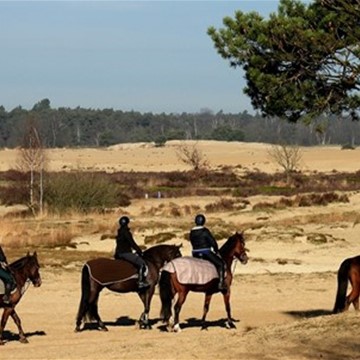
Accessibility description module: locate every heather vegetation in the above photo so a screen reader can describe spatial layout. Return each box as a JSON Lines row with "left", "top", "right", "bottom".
{"left": 0, "top": 168, "right": 359, "bottom": 215}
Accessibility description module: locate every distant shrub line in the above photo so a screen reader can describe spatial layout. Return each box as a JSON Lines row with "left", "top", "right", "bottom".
{"left": 0, "top": 169, "right": 359, "bottom": 214}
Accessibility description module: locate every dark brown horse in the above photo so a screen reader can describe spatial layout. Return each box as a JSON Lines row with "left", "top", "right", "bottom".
{"left": 333, "top": 255, "right": 360, "bottom": 313}
{"left": 75, "top": 244, "right": 182, "bottom": 332}
{"left": 159, "top": 232, "right": 248, "bottom": 332}
{"left": 0, "top": 252, "right": 42, "bottom": 345}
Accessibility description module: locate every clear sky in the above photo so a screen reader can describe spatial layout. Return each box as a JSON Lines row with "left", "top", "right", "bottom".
{"left": 0, "top": 1, "right": 286, "bottom": 114}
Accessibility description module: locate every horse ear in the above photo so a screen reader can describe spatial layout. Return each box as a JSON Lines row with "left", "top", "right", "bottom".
{"left": 27, "top": 251, "right": 30, "bottom": 257}
{"left": 177, "top": 243, "right": 183, "bottom": 248}
{"left": 34, "top": 251, "right": 37, "bottom": 257}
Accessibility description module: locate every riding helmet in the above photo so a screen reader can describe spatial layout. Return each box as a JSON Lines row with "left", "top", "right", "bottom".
{"left": 119, "top": 216, "right": 130, "bottom": 226}
{"left": 195, "top": 214, "right": 206, "bottom": 226}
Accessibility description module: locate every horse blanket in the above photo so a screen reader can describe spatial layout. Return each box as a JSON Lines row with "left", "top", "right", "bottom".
{"left": 162, "top": 256, "right": 218, "bottom": 285}
{"left": 86, "top": 258, "right": 143, "bottom": 286}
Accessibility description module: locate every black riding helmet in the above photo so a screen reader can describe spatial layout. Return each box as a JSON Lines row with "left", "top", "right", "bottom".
{"left": 119, "top": 216, "right": 130, "bottom": 226}
{"left": 195, "top": 214, "right": 206, "bottom": 226}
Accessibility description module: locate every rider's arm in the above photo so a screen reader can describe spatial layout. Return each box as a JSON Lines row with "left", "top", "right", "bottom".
{"left": 205, "top": 228, "right": 219, "bottom": 253}
{"left": 126, "top": 231, "right": 143, "bottom": 256}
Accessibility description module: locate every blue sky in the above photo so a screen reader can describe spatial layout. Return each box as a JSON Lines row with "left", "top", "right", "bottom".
{"left": 0, "top": 1, "right": 287, "bottom": 114}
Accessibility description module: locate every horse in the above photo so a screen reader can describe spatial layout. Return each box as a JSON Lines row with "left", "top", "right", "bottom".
{"left": 0, "top": 252, "right": 42, "bottom": 345}
{"left": 75, "top": 243, "right": 182, "bottom": 332}
{"left": 333, "top": 255, "right": 360, "bottom": 313}
{"left": 159, "top": 232, "right": 248, "bottom": 332}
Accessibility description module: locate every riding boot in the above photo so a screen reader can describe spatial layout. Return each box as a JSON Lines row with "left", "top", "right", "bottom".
{"left": 137, "top": 267, "right": 150, "bottom": 290}
{"left": 3, "top": 283, "right": 12, "bottom": 304}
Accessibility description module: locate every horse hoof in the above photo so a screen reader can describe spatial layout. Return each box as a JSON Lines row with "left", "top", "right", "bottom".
{"left": 225, "top": 321, "right": 236, "bottom": 329}
{"left": 20, "top": 338, "right": 29, "bottom": 344}
{"left": 173, "top": 323, "right": 181, "bottom": 333}
{"left": 0, "top": 340, "right": 4, "bottom": 346}
{"left": 99, "top": 326, "right": 108, "bottom": 332}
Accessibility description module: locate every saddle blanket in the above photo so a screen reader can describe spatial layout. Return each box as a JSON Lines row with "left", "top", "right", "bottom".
{"left": 162, "top": 256, "right": 218, "bottom": 285}
{"left": 86, "top": 258, "right": 147, "bottom": 286}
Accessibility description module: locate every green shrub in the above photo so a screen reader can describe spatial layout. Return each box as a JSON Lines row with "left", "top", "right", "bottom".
{"left": 45, "top": 172, "right": 130, "bottom": 214}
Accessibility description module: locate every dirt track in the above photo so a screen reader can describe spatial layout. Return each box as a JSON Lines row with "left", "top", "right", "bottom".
{"left": 1, "top": 266, "right": 355, "bottom": 360}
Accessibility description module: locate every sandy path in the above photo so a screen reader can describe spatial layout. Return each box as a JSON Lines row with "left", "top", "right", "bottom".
{"left": 1, "top": 268, "right": 338, "bottom": 360}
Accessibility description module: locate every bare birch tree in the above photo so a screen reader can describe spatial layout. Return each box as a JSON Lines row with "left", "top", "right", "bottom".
{"left": 267, "top": 143, "right": 302, "bottom": 184}
{"left": 17, "top": 117, "right": 47, "bottom": 215}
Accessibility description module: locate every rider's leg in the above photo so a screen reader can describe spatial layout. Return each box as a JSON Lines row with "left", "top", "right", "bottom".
{"left": 135, "top": 255, "right": 149, "bottom": 289}
{"left": 205, "top": 253, "right": 227, "bottom": 291}
{"left": 0, "top": 268, "right": 15, "bottom": 304}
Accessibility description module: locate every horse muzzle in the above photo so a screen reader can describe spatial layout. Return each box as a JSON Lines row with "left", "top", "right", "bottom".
{"left": 33, "top": 278, "right": 42, "bottom": 287}
{"left": 239, "top": 253, "right": 248, "bottom": 265}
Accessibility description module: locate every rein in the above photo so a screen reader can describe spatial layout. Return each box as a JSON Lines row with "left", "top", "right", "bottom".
{"left": 231, "top": 257, "right": 238, "bottom": 275}
{"left": 21, "top": 279, "right": 32, "bottom": 295}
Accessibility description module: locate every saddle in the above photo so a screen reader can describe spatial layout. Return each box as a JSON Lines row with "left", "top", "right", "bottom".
{"left": 0, "top": 279, "right": 16, "bottom": 295}
{"left": 162, "top": 256, "right": 218, "bottom": 285}
{"left": 86, "top": 258, "right": 146, "bottom": 286}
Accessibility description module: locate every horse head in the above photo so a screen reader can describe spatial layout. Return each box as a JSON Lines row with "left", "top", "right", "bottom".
{"left": 233, "top": 232, "right": 248, "bottom": 264}
{"left": 220, "top": 232, "right": 248, "bottom": 265}
{"left": 26, "top": 252, "right": 42, "bottom": 288}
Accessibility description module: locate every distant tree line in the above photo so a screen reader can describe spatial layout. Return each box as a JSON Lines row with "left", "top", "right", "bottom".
{"left": 0, "top": 98, "right": 359, "bottom": 148}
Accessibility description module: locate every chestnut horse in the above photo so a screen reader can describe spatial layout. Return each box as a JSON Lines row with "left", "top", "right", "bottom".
{"left": 75, "top": 244, "right": 182, "bottom": 332}
{"left": 0, "top": 252, "right": 42, "bottom": 345}
{"left": 159, "top": 232, "right": 248, "bottom": 331}
{"left": 333, "top": 255, "right": 360, "bottom": 313}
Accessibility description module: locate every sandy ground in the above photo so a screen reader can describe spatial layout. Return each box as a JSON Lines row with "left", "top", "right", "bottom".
{"left": 1, "top": 141, "right": 360, "bottom": 359}
{"left": 1, "top": 140, "right": 360, "bottom": 173}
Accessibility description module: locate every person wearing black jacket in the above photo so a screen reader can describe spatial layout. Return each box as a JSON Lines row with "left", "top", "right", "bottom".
{"left": 189, "top": 214, "right": 227, "bottom": 292}
{"left": 0, "top": 245, "right": 15, "bottom": 304}
{"left": 114, "top": 216, "right": 149, "bottom": 290}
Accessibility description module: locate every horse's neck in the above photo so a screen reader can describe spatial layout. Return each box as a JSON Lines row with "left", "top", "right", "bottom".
{"left": 13, "top": 268, "right": 28, "bottom": 288}
{"left": 224, "top": 255, "right": 234, "bottom": 274}
{"left": 220, "top": 248, "right": 235, "bottom": 274}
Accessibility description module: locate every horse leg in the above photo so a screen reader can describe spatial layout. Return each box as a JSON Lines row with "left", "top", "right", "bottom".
{"left": 348, "top": 282, "right": 360, "bottom": 311}
{"left": 138, "top": 286, "right": 154, "bottom": 330}
{"left": 75, "top": 265, "right": 108, "bottom": 332}
{"left": 10, "top": 309, "right": 28, "bottom": 343}
{"left": 223, "top": 291, "right": 236, "bottom": 329}
{"left": 0, "top": 307, "right": 12, "bottom": 345}
{"left": 173, "top": 290, "right": 188, "bottom": 333}
{"left": 346, "top": 275, "right": 360, "bottom": 311}
{"left": 200, "top": 294, "right": 212, "bottom": 330}
{"left": 91, "top": 292, "right": 108, "bottom": 331}
{"left": 353, "top": 295, "right": 359, "bottom": 311}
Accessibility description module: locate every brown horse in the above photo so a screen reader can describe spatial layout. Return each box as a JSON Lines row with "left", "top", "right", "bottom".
{"left": 159, "top": 232, "right": 248, "bottom": 332}
{"left": 75, "top": 244, "right": 182, "bottom": 332}
{"left": 333, "top": 255, "right": 360, "bottom": 313}
{"left": 0, "top": 252, "right": 42, "bottom": 345}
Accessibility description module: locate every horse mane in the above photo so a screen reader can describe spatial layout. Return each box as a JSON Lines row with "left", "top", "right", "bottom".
{"left": 143, "top": 244, "right": 171, "bottom": 261}
{"left": 9, "top": 253, "right": 37, "bottom": 271}
{"left": 9, "top": 256, "right": 29, "bottom": 270}
{"left": 219, "top": 232, "right": 243, "bottom": 256}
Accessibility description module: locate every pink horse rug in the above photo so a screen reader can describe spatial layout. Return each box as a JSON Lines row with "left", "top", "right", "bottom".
{"left": 162, "top": 256, "right": 218, "bottom": 285}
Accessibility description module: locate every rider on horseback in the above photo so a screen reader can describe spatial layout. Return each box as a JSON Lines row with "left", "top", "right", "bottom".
{"left": 114, "top": 216, "right": 149, "bottom": 290}
{"left": 0, "top": 245, "right": 16, "bottom": 304}
{"left": 189, "top": 214, "right": 227, "bottom": 292}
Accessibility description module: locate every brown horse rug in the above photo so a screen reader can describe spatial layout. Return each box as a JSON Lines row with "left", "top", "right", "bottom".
{"left": 86, "top": 258, "right": 139, "bottom": 286}
{"left": 162, "top": 256, "right": 218, "bottom": 285}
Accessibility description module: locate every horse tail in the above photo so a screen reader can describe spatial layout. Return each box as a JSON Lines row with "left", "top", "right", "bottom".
{"left": 159, "top": 270, "right": 173, "bottom": 322}
{"left": 333, "top": 258, "right": 351, "bottom": 314}
{"left": 76, "top": 264, "right": 96, "bottom": 327}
